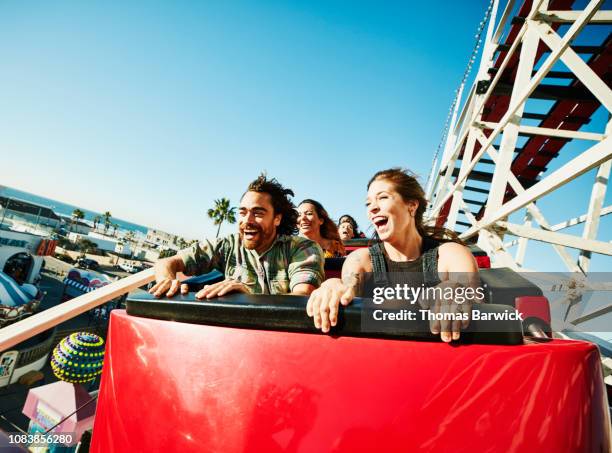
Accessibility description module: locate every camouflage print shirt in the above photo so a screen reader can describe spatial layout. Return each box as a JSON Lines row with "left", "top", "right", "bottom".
{"left": 178, "top": 234, "right": 324, "bottom": 294}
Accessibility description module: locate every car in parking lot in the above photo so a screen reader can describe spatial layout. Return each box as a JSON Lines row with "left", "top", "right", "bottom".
{"left": 118, "top": 262, "right": 145, "bottom": 274}
{"left": 76, "top": 258, "right": 99, "bottom": 270}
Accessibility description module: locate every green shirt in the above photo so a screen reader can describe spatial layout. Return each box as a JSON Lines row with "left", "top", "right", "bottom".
{"left": 178, "top": 233, "right": 324, "bottom": 294}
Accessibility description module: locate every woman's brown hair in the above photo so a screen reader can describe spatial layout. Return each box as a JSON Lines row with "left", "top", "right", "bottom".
{"left": 367, "top": 168, "right": 461, "bottom": 243}
{"left": 299, "top": 199, "right": 345, "bottom": 245}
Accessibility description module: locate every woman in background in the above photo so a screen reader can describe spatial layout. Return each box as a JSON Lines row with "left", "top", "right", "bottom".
{"left": 298, "top": 199, "right": 346, "bottom": 258}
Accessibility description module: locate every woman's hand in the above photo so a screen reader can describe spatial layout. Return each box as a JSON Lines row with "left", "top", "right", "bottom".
{"left": 306, "top": 278, "right": 355, "bottom": 333}
{"left": 419, "top": 280, "right": 473, "bottom": 342}
{"left": 195, "top": 279, "right": 252, "bottom": 299}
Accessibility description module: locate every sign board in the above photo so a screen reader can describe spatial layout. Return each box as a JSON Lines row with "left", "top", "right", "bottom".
{"left": 0, "top": 350, "right": 19, "bottom": 387}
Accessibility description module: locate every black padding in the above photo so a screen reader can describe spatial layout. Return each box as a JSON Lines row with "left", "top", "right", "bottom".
{"left": 478, "top": 268, "right": 543, "bottom": 306}
{"left": 324, "top": 257, "right": 345, "bottom": 271}
{"left": 182, "top": 270, "right": 225, "bottom": 291}
{"left": 126, "top": 291, "right": 524, "bottom": 345}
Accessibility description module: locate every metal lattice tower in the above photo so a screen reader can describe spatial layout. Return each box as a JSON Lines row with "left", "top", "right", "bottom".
{"left": 427, "top": 0, "right": 612, "bottom": 274}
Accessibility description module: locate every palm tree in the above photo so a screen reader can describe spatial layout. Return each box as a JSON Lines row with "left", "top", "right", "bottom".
{"left": 102, "top": 211, "right": 112, "bottom": 235}
{"left": 93, "top": 215, "right": 101, "bottom": 231}
{"left": 207, "top": 198, "right": 236, "bottom": 238}
{"left": 112, "top": 223, "right": 119, "bottom": 237}
{"left": 71, "top": 209, "right": 85, "bottom": 232}
{"left": 78, "top": 238, "right": 98, "bottom": 254}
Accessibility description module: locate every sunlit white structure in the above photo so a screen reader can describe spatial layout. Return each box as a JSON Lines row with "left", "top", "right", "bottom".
{"left": 427, "top": 0, "right": 611, "bottom": 274}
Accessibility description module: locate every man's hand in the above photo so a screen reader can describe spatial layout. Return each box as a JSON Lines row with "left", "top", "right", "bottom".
{"left": 149, "top": 278, "right": 189, "bottom": 298}
{"left": 306, "top": 278, "right": 355, "bottom": 333}
{"left": 148, "top": 256, "right": 188, "bottom": 298}
{"left": 195, "top": 279, "right": 252, "bottom": 299}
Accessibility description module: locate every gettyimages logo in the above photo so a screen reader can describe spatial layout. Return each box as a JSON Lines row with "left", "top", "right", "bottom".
{"left": 359, "top": 271, "right": 612, "bottom": 335}
{"left": 371, "top": 283, "right": 486, "bottom": 305}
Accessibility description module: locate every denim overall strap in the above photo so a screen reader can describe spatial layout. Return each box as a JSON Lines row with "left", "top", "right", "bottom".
{"left": 422, "top": 245, "right": 441, "bottom": 287}
{"left": 368, "top": 241, "right": 390, "bottom": 286}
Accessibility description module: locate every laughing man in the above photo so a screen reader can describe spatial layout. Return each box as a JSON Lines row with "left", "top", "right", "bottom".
{"left": 150, "top": 174, "right": 325, "bottom": 299}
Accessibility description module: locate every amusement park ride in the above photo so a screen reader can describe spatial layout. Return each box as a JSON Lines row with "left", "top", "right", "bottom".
{"left": 426, "top": 0, "right": 611, "bottom": 276}
{"left": 0, "top": 0, "right": 610, "bottom": 451}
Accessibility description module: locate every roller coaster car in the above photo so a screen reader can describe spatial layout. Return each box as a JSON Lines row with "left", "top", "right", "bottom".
{"left": 89, "top": 253, "right": 611, "bottom": 452}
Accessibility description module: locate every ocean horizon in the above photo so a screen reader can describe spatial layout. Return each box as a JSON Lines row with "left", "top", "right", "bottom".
{"left": 0, "top": 185, "right": 150, "bottom": 235}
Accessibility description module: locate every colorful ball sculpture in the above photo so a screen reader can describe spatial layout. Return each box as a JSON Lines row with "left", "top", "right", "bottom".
{"left": 51, "top": 332, "right": 105, "bottom": 384}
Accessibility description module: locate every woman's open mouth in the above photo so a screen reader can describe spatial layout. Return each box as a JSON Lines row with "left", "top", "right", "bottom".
{"left": 372, "top": 216, "right": 388, "bottom": 230}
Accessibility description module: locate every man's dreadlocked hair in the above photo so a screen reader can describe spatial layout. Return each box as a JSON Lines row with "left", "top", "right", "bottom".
{"left": 244, "top": 173, "right": 298, "bottom": 236}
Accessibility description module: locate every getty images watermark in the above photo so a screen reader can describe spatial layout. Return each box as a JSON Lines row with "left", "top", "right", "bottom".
{"left": 359, "top": 272, "right": 612, "bottom": 334}
{"left": 370, "top": 282, "right": 523, "bottom": 322}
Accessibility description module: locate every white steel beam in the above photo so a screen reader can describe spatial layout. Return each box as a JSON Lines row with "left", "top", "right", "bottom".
{"left": 492, "top": 0, "right": 518, "bottom": 44}
{"left": 433, "top": 68, "right": 480, "bottom": 210}
{"left": 432, "top": 85, "right": 467, "bottom": 201}
{"left": 504, "top": 239, "right": 520, "bottom": 248}
{"left": 516, "top": 210, "right": 532, "bottom": 266}
{"left": 498, "top": 221, "right": 612, "bottom": 255}
{"left": 462, "top": 136, "right": 612, "bottom": 238}
{"left": 478, "top": 228, "right": 521, "bottom": 270}
{"left": 486, "top": 23, "right": 541, "bottom": 215}
{"left": 429, "top": 85, "right": 471, "bottom": 201}
{"left": 459, "top": 199, "right": 477, "bottom": 225}
{"left": 445, "top": 5, "right": 503, "bottom": 228}
{"left": 454, "top": 85, "right": 477, "bottom": 140}
{"left": 516, "top": 125, "right": 605, "bottom": 141}
{"left": 477, "top": 121, "right": 606, "bottom": 141}
{"left": 480, "top": 0, "right": 500, "bottom": 77}
{"left": 458, "top": 200, "right": 520, "bottom": 270}
{"left": 534, "top": 20, "right": 612, "bottom": 113}
{"left": 579, "top": 158, "right": 612, "bottom": 271}
{"left": 432, "top": 151, "right": 461, "bottom": 214}
{"left": 549, "top": 205, "right": 612, "bottom": 231}
{"left": 428, "top": 2, "right": 536, "bottom": 219}
{"left": 447, "top": 129, "right": 478, "bottom": 229}
{"left": 474, "top": 129, "right": 582, "bottom": 272}
{"left": 539, "top": 10, "right": 612, "bottom": 23}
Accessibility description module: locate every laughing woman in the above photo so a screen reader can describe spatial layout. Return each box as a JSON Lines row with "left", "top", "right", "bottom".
{"left": 297, "top": 199, "right": 346, "bottom": 258}
{"left": 306, "top": 168, "right": 479, "bottom": 342}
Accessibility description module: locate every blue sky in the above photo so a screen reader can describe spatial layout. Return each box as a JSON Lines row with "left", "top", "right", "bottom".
{"left": 0, "top": 0, "right": 609, "bottom": 271}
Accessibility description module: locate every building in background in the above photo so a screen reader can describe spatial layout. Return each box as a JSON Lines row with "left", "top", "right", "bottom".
{"left": 56, "top": 215, "right": 93, "bottom": 235}
{"left": 0, "top": 197, "right": 61, "bottom": 232}
{"left": 145, "top": 229, "right": 179, "bottom": 250}
{"left": 67, "top": 232, "right": 126, "bottom": 254}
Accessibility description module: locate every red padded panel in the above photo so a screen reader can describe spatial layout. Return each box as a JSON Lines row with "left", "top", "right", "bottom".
{"left": 92, "top": 310, "right": 610, "bottom": 452}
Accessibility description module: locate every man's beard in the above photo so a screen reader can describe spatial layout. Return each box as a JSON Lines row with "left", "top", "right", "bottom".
{"left": 239, "top": 223, "right": 274, "bottom": 251}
